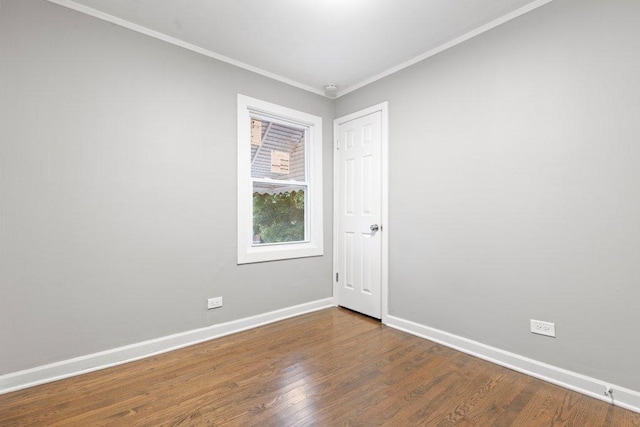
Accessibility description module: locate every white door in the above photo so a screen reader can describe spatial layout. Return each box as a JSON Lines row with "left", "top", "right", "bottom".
{"left": 335, "top": 109, "right": 384, "bottom": 319}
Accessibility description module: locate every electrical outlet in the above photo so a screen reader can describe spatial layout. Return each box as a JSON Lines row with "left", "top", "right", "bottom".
{"left": 207, "top": 297, "right": 223, "bottom": 309}
{"left": 530, "top": 319, "right": 555, "bottom": 337}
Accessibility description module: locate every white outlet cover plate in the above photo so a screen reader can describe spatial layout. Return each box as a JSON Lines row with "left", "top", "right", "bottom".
{"left": 530, "top": 319, "right": 556, "bottom": 337}
{"left": 207, "top": 297, "right": 223, "bottom": 309}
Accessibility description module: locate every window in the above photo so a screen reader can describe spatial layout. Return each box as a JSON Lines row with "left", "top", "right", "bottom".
{"left": 237, "top": 95, "right": 323, "bottom": 264}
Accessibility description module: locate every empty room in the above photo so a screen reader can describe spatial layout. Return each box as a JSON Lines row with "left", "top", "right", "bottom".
{"left": 1, "top": 0, "right": 639, "bottom": 425}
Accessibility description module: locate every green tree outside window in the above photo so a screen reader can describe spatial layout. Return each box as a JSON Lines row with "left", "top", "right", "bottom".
{"left": 253, "top": 190, "right": 305, "bottom": 243}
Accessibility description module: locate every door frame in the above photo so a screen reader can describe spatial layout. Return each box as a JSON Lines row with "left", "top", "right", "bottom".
{"left": 333, "top": 102, "right": 389, "bottom": 323}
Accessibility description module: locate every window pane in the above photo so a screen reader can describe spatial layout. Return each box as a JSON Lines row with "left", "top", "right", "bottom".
{"left": 250, "top": 119, "right": 306, "bottom": 182}
{"left": 253, "top": 183, "right": 306, "bottom": 244}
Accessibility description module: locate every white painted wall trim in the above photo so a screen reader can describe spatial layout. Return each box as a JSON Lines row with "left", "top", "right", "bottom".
{"left": 333, "top": 102, "right": 389, "bottom": 323}
{"left": 335, "top": 0, "right": 556, "bottom": 98}
{"left": 387, "top": 315, "right": 640, "bottom": 415}
{"left": 0, "top": 298, "right": 334, "bottom": 395}
{"left": 45, "top": 0, "right": 325, "bottom": 97}
{"left": 45, "top": 0, "right": 555, "bottom": 100}
{"left": 237, "top": 94, "right": 323, "bottom": 264}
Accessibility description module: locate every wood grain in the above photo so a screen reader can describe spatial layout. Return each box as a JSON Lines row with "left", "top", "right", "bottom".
{"left": 1, "top": 307, "right": 638, "bottom": 426}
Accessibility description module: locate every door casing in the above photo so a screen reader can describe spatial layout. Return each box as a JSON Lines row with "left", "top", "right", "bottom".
{"left": 333, "top": 102, "right": 389, "bottom": 323}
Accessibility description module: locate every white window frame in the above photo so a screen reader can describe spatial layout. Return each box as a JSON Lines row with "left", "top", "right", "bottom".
{"left": 237, "top": 94, "right": 323, "bottom": 264}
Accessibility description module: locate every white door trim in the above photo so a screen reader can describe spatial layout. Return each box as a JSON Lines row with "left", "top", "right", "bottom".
{"left": 333, "top": 102, "right": 389, "bottom": 323}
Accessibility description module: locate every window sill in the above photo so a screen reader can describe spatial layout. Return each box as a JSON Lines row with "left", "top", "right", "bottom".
{"left": 238, "top": 242, "right": 323, "bottom": 264}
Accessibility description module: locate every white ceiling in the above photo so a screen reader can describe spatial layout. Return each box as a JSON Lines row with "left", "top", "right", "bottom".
{"left": 50, "top": 0, "right": 552, "bottom": 97}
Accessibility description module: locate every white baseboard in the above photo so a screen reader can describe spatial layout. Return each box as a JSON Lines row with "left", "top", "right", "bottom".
{"left": 0, "top": 298, "right": 335, "bottom": 395}
{"left": 386, "top": 315, "right": 640, "bottom": 415}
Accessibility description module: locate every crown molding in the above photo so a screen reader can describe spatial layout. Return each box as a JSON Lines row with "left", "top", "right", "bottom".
{"left": 47, "top": 0, "right": 555, "bottom": 99}
{"left": 46, "top": 0, "right": 326, "bottom": 97}
{"left": 335, "top": 0, "right": 556, "bottom": 98}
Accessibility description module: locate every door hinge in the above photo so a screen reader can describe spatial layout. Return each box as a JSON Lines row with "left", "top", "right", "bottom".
{"left": 336, "top": 272, "right": 339, "bottom": 282}
{"left": 335, "top": 140, "right": 340, "bottom": 150}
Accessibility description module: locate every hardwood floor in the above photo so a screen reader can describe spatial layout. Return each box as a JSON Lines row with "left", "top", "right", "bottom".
{"left": 1, "top": 308, "right": 638, "bottom": 426}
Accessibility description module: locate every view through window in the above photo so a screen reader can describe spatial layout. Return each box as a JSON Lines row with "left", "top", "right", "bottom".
{"left": 250, "top": 118, "right": 307, "bottom": 245}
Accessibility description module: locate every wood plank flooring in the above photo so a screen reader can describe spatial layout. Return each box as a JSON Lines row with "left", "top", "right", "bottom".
{"left": 1, "top": 308, "right": 638, "bottom": 426}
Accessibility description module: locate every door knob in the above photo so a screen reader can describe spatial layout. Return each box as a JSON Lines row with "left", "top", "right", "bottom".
{"left": 370, "top": 224, "right": 379, "bottom": 232}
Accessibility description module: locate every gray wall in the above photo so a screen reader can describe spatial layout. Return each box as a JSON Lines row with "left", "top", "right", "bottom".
{"left": 336, "top": 0, "right": 640, "bottom": 391}
{"left": 3, "top": 0, "right": 640, "bottom": 394}
{"left": 0, "top": 0, "right": 334, "bottom": 374}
